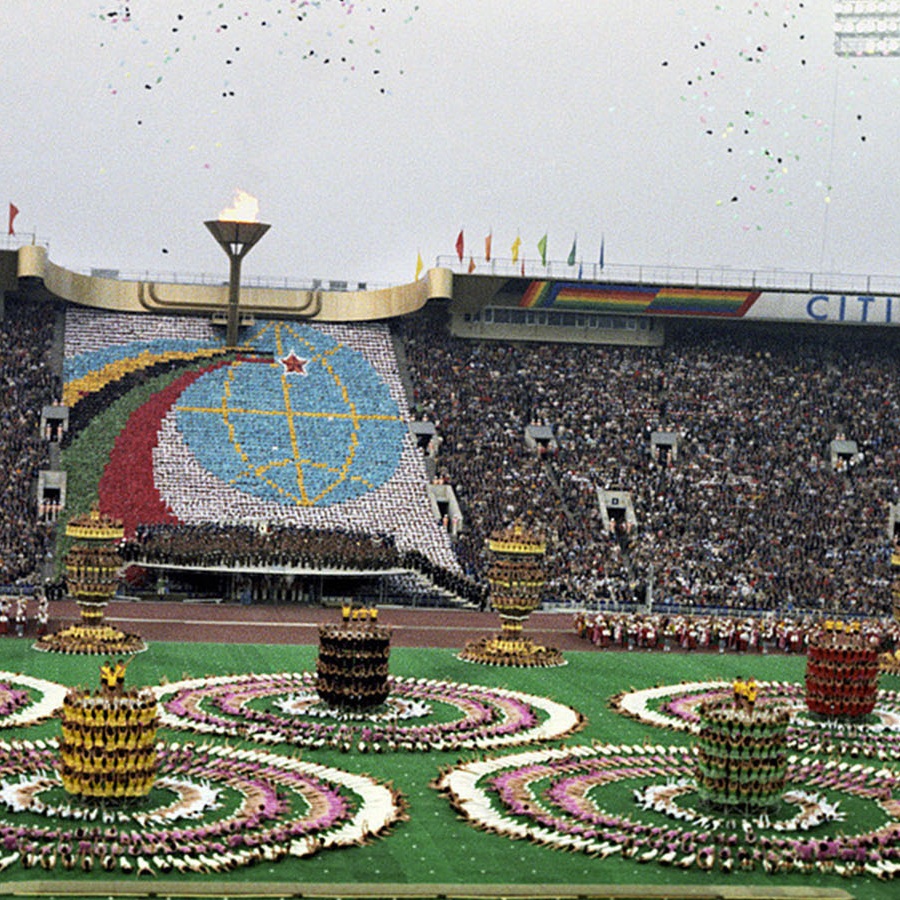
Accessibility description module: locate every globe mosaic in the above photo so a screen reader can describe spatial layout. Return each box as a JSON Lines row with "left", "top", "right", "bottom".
{"left": 173, "top": 325, "right": 406, "bottom": 507}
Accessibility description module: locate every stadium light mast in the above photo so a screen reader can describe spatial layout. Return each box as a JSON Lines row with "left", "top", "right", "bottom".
{"left": 205, "top": 191, "right": 270, "bottom": 348}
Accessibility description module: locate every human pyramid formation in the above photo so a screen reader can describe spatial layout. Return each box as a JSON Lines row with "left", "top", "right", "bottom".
{"left": 64, "top": 544, "right": 124, "bottom": 621}
{"left": 805, "top": 621, "right": 880, "bottom": 718}
{"left": 488, "top": 558, "right": 544, "bottom": 609}
{"left": 693, "top": 678, "right": 790, "bottom": 812}
{"left": 315, "top": 605, "right": 392, "bottom": 712}
{"left": 460, "top": 524, "right": 564, "bottom": 667}
{"left": 58, "top": 659, "right": 159, "bottom": 800}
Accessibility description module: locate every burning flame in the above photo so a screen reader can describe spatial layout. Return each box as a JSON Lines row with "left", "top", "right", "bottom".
{"left": 218, "top": 189, "right": 260, "bottom": 223}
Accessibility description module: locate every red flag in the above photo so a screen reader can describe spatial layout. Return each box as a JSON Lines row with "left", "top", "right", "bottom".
{"left": 455, "top": 229, "right": 464, "bottom": 262}
{"left": 484, "top": 230, "right": 492, "bottom": 261}
{"left": 8, "top": 203, "right": 19, "bottom": 236}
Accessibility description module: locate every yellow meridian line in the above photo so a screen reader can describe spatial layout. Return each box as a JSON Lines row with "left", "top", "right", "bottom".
{"left": 251, "top": 321, "right": 275, "bottom": 347}
{"left": 229, "top": 459, "right": 303, "bottom": 505}
{"left": 273, "top": 321, "right": 285, "bottom": 359}
{"left": 221, "top": 366, "right": 250, "bottom": 467}
{"left": 277, "top": 363, "right": 308, "bottom": 505}
{"left": 231, "top": 456, "right": 376, "bottom": 482}
{"left": 234, "top": 454, "right": 379, "bottom": 501}
{"left": 236, "top": 323, "right": 309, "bottom": 505}
{"left": 184, "top": 328, "right": 395, "bottom": 506}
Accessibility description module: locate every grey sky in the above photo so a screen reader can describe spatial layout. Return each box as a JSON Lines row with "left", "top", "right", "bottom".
{"left": 2, "top": 1, "right": 898, "bottom": 285}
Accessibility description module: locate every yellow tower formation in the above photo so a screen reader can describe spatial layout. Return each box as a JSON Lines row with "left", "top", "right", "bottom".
{"left": 59, "top": 676, "right": 159, "bottom": 802}
{"left": 459, "top": 523, "right": 564, "bottom": 667}
{"left": 34, "top": 506, "right": 146, "bottom": 655}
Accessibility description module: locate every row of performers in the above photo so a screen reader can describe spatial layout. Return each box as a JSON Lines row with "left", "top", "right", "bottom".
{"left": 807, "top": 640, "right": 880, "bottom": 658}
{"left": 806, "top": 659, "right": 880, "bottom": 679}
{"left": 319, "top": 628, "right": 390, "bottom": 649}
{"left": 695, "top": 756, "right": 788, "bottom": 783}
{"left": 695, "top": 772, "right": 787, "bottom": 808}
{"left": 59, "top": 747, "right": 157, "bottom": 775}
{"left": 47, "top": 625, "right": 139, "bottom": 654}
{"left": 699, "top": 707, "right": 790, "bottom": 732}
{"left": 61, "top": 692, "right": 157, "bottom": 727}
{"left": 316, "top": 660, "right": 388, "bottom": 679}
{"left": 59, "top": 766, "right": 156, "bottom": 799}
{"left": 316, "top": 679, "right": 390, "bottom": 709}
{"left": 805, "top": 694, "right": 877, "bottom": 717}
{"left": 60, "top": 724, "right": 158, "bottom": 751}
{"left": 696, "top": 731, "right": 786, "bottom": 752}
{"left": 317, "top": 645, "right": 391, "bottom": 662}
{"left": 341, "top": 605, "right": 380, "bottom": 623}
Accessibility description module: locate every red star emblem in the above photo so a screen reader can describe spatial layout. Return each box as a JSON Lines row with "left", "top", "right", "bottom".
{"left": 280, "top": 351, "right": 309, "bottom": 375}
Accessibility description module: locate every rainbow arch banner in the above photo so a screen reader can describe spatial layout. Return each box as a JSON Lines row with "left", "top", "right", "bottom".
{"left": 519, "top": 281, "right": 761, "bottom": 317}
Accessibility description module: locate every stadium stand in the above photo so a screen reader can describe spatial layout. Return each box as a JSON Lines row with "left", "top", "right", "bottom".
{"left": 1, "top": 288, "right": 899, "bottom": 621}
{"left": 0, "top": 295, "right": 59, "bottom": 586}
{"left": 59, "top": 306, "right": 476, "bottom": 606}
{"left": 398, "top": 304, "right": 899, "bottom": 618}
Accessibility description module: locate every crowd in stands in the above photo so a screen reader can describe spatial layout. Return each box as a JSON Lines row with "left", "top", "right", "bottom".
{"left": 4, "top": 292, "right": 900, "bottom": 622}
{"left": 122, "top": 523, "right": 404, "bottom": 570}
{"left": 0, "top": 297, "right": 59, "bottom": 585}
{"left": 121, "top": 523, "right": 486, "bottom": 606}
{"left": 399, "top": 308, "right": 900, "bottom": 617}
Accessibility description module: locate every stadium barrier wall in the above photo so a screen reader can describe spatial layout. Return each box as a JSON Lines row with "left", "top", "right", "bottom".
{"left": 16, "top": 245, "right": 452, "bottom": 323}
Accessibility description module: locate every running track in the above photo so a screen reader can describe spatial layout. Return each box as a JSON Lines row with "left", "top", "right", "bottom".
{"left": 45, "top": 599, "right": 587, "bottom": 651}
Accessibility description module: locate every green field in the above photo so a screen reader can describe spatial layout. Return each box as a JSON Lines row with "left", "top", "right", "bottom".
{"left": 0, "top": 640, "right": 896, "bottom": 900}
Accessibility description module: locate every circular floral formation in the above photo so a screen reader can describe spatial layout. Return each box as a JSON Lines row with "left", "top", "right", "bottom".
{"left": 0, "top": 738, "right": 403, "bottom": 874}
{"left": 436, "top": 743, "right": 900, "bottom": 877}
{"left": 154, "top": 672, "right": 582, "bottom": 751}
{"left": 0, "top": 672, "right": 69, "bottom": 728}
{"left": 612, "top": 680, "right": 900, "bottom": 760}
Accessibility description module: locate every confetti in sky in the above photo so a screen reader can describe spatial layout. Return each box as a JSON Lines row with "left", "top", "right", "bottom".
{"left": 4, "top": 2, "right": 900, "bottom": 284}
{"left": 95, "top": 1, "right": 420, "bottom": 105}
{"left": 662, "top": 2, "right": 879, "bottom": 235}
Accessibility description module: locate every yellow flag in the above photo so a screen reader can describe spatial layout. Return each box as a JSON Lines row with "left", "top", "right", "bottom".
{"left": 415, "top": 252, "right": 423, "bottom": 281}
{"left": 511, "top": 234, "right": 522, "bottom": 263}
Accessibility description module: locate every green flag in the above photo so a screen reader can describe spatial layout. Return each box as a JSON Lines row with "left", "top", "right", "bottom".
{"left": 537, "top": 233, "right": 548, "bottom": 266}
{"left": 567, "top": 234, "right": 577, "bottom": 266}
